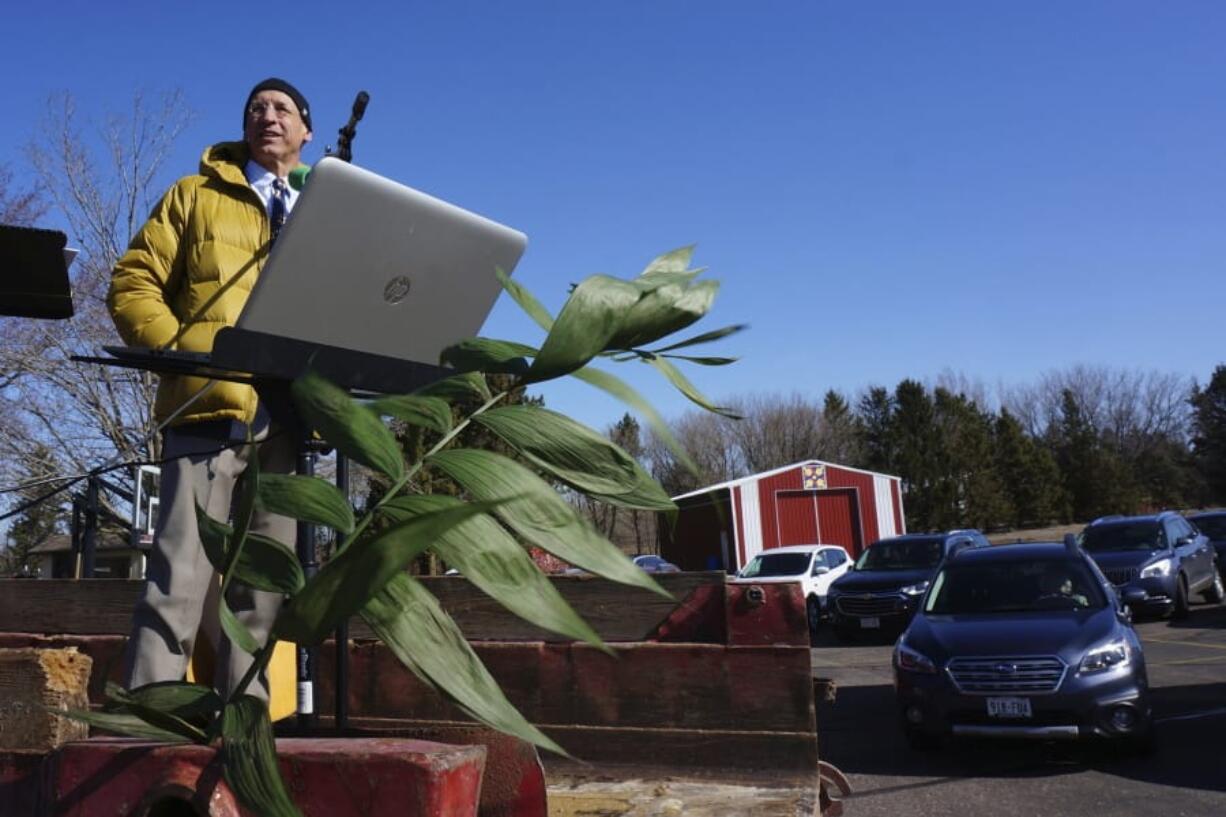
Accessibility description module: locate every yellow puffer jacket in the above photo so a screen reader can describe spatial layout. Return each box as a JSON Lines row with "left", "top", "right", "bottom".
{"left": 108, "top": 142, "right": 306, "bottom": 426}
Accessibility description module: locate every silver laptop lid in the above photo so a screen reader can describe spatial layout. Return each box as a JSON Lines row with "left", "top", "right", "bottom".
{"left": 236, "top": 156, "right": 527, "bottom": 365}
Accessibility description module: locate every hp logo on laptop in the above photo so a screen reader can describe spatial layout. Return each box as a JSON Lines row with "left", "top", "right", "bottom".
{"left": 383, "top": 276, "right": 412, "bottom": 305}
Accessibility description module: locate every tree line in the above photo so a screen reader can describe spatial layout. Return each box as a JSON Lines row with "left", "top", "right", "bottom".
{"left": 645, "top": 365, "right": 1226, "bottom": 535}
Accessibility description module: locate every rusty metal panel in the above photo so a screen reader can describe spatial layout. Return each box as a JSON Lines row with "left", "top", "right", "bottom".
{"left": 45, "top": 737, "right": 487, "bottom": 817}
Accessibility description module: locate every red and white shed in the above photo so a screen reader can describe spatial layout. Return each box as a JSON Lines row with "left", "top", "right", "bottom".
{"left": 659, "top": 459, "right": 905, "bottom": 573}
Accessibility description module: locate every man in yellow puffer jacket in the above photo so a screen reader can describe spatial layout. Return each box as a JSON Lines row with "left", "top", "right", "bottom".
{"left": 108, "top": 78, "right": 313, "bottom": 713}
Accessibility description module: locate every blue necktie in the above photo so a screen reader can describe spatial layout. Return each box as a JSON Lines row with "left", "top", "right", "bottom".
{"left": 270, "top": 178, "right": 288, "bottom": 243}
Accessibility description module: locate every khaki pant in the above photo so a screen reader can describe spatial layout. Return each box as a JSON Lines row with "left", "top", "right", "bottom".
{"left": 123, "top": 417, "right": 297, "bottom": 700}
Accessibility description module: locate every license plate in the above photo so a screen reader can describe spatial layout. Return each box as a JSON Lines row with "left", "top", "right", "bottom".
{"left": 987, "top": 697, "right": 1032, "bottom": 719}
{"left": 859, "top": 617, "right": 881, "bottom": 629}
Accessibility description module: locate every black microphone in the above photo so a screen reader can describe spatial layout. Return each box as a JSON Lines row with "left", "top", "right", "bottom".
{"left": 336, "top": 91, "right": 370, "bottom": 163}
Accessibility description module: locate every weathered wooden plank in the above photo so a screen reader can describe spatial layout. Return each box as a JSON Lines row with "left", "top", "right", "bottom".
{"left": 0, "top": 647, "right": 92, "bottom": 752}
{"left": 316, "top": 641, "right": 816, "bottom": 734}
{"left": 0, "top": 573, "right": 727, "bottom": 642}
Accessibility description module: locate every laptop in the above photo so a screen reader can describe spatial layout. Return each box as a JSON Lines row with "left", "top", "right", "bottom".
{"left": 104, "top": 157, "right": 527, "bottom": 394}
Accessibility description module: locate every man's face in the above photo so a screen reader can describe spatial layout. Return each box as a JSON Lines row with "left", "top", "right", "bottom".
{"left": 244, "top": 90, "right": 312, "bottom": 169}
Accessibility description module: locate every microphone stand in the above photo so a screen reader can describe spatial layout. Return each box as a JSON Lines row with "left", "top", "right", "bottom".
{"left": 295, "top": 90, "right": 369, "bottom": 733}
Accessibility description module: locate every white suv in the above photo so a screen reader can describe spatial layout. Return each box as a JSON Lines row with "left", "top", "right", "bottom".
{"left": 733, "top": 544, "right": 853, "bottom": 637}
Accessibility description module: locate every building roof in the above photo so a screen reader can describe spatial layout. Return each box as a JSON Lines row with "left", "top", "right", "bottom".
{"left": 30, "top": 532, "right": 150, "bottom": 554}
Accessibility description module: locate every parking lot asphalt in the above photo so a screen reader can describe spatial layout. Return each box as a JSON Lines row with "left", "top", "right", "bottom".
{"left": 812, "top": 599, "right": 1226, "bottom": 817}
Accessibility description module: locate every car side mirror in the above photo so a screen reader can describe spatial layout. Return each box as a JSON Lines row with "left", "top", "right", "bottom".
{"left": 812, "top": 566, "right": 830, "bottom": 576}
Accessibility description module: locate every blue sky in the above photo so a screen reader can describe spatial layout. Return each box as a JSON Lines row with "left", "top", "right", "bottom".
{"left": 3, "top": 1, "right": 1224, "bottom": 433}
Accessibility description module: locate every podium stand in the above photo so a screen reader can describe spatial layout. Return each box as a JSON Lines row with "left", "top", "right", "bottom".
{"left": 76, "top": 326, "right": 449, "bottom": 730}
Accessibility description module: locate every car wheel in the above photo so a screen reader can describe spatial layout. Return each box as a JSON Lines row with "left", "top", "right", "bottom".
{"left": 904, "top": 727, "right": 942, "bottom": 751}
{"left": 806, "top": 596, "right": 822, "bottom": 643}
{"left": 1202, "top": 571, "right": 1225, "bottom": 604}
{"left": 1171, "top": 575, "right": 1190, "bottom": 620}
{"left": 1113, "top": 724, "right": 1157, "bottom": 758}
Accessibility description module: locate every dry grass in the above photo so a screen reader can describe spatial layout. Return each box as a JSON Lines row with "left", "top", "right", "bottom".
{"left": 987, "top": 524, "right": 1082, "bottom": 545}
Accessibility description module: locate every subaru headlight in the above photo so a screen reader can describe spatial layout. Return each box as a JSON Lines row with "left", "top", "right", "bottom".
{"left": 900, "top": 580, "right": 930, "bottom": 596}
{"left": 1080, "top": 639, "right": 1130, "bottom": 674}
{"left": 894, "top": 640, "right": 937, "bottom": 675}
{"left": 1139, "top": 558, "right": 1172, "bottom": 578}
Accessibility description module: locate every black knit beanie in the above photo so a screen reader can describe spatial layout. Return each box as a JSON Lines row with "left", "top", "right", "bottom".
{"left": 244, "top": 78, "right": 312, "bottom": 131}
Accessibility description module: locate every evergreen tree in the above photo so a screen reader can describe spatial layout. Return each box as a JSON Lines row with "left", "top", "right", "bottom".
{"left": 1052, "top": 389, "right": 1139, "bottom": 521}
{"left": 931, "top": 389, "right": 1011, "bottom": 531}
{"left": 892, "top": 380, "right": 938, "bottom": 531}
{"left": 819, "top": 390, "right": 862, "bottom": 466}
{"left": 2, "top": 444, "right": 65, "bottom": 575}
{"left": 994, "top": 409, "right": 1064, "bottom": 528}
{"left": 1190, "top": 364, "right": 1226, "bottom": 505}
{"left": 856, "top": 386, "right": 895, "bottom": 475}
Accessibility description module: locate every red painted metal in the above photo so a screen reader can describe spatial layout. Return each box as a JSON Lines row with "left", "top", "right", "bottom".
{"left": 775, "top": 490, "right": 819, "bottom": 546}
{"left": 724, "top": 582, "right": 810, "bottom": 647}
{"left": 0, "top": 752, "right": 46, "bottom": 815}
{"left": 815, "top": 489, "right": 862, "bottom": 553}
{"left": 648, "top": 583, "right": 728, "bottom": 644}
{"left": 45, "top": 737, "right": 485, "bottom": 817}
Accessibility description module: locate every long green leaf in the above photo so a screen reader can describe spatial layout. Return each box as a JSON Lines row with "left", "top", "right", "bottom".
{"left": 569, "top": 365, "right": 700, "bottom": 479}
{"left": 229, "top": 439, "right": 259, "bottom": 571}
{"left": 195, "top": 505, "right": 303, "bottom": 595}
{"left": 291, "top": 371, "right": 404, "bottom": 481}
{"left": 661, "top": 354, "right": 737, "bottom": 366}
{"left": 497, "top": 267, "right": 554, "bottom": 332}
{"left": 381, "top": 495, "right": 606, "bottom": 649}
{"left": 440, "top": 338, "right": 536, "bottom": 375}
{"left": 231, "top": 533, "right": 305, "bottom": 595}
{"left": 606, "top": 280, "right": 718, "bottom": 350}
{"left": 413, "top": 371, "right": 491, "bottom": 402}
{"left": 256, "top": 474, "right": 355, "bottom": 533}
{"left": 639, "top": 245, "right": 695, "bottom": 276}
{"left": 527, "top": 275, "right": 641, "bottom": 382}
{"left": 219, "top": 598, "right": 261, "bottom": 655}
{"left": 274, "top": 501, "right": 499, "bottom": 645}
{"left": 57, "top": 709, "right": 193, "bottom": 743}
{"left": 368, "top": 394, "right": 454, "bottom": 433}
{"left": 428, "top": 449, "right": 667, "bottom": 597}
{"left": 361, "top": 573, "right": 567, "bottom": 756}
{"left": 107, "top": 681, "right": 222, "bottom": 722}
{"left": 102, "top": 683, "right": 210, "bottom": 744}
{"left": 474, "top": 406, "right": 674, "bottom": 510}
{"left": 221, "top": 696, "right": 301, "bottom": 817}
{"left": 647, "top": 356, "right": 742, "bottom": 418}
{"left": 197, "top": 503, "right": 231, "bottom": 573}
{"left": 650, "top": 323, "right": 748, "bottom": 354}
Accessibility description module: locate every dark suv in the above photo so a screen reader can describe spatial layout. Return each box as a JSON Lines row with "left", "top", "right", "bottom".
{"left": 1079, "top": 512, "right": 1222, "bottom": 619}
{"left": 827, "top": 530, "right": 990, "bottom": 638}
{"left": 893, "top": 539, "right": 1153, "bottom": 752}
{"left": 1187, "top": 511, "right": 1226, "bottom": 583}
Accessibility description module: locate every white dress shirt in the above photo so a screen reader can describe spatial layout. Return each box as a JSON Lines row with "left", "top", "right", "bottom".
{"left": 244, "top": 161, "right": 300, "bottom": 217}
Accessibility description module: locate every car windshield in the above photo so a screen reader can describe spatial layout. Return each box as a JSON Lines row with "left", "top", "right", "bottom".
{"left": 1193, "top": 516, "right": 1226, "bottom": 540}
{"left": 855, "top": 539, "right": 944, "bottom": 571}
{"left": 739, "top": 552, "right": 811, "bottom": 578}
{"left": 925, "top": 560, "right": 1105, "bottom": 614}
{"left": 1081, "top": 522, "right": 1162, "bottom": 552}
